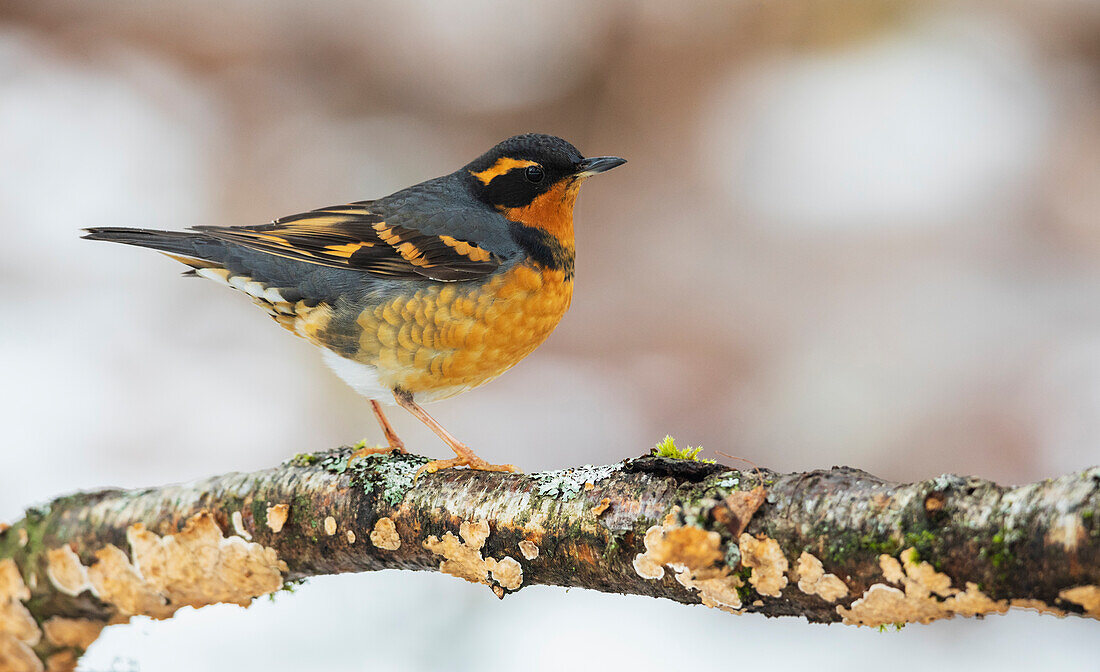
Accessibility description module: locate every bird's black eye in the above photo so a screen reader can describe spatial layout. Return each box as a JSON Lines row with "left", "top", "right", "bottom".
{"left": 524, "top": 165, "right": 545, "bottom": 183}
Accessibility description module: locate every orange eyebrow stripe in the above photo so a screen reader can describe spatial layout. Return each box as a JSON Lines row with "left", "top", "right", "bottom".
{"left": 470, "top": 157, "right": 539, "bottom": 185}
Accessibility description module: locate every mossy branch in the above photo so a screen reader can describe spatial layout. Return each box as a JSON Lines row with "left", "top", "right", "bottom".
{"left": 2, "top": 448, "right": 1099, "bottom": 670}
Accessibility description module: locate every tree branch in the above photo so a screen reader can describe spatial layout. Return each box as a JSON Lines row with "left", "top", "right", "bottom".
{"left": 2, "top": 447, "right": 1099, "bottom": 670}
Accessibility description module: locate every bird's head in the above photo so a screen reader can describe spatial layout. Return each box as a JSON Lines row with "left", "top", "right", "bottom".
{"left": 464, "top": 134, "right": 625, "bottom": 244}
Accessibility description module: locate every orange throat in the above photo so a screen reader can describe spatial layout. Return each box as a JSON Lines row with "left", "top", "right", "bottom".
{"left": 500, "top": 179, "right": 579, "bottom": 248}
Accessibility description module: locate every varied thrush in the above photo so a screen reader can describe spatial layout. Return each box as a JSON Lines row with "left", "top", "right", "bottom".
{"left": 84, "top": 134, "right": 625, "bottom": 474}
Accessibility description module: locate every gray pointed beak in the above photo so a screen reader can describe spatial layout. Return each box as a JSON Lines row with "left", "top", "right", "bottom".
{"left": 573, "top": 156, "right": 626, "bottom": 178}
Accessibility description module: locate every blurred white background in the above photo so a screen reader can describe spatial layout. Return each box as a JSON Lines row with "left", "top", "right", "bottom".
{"left": 1, "top": 1, "right": 1099, "bottom": 669}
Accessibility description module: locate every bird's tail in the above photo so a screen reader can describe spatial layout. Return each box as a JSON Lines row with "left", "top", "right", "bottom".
{"left": 82, "top": 227, "right": 220, "bottom": 269}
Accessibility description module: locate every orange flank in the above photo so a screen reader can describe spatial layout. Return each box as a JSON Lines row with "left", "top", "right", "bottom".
{"left": 300, "top": 263, "right": 573, "bottom": 402}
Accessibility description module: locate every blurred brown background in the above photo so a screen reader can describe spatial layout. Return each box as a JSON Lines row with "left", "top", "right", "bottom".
{"left": 2, "top": 1, "right": 1099, "bottom": 670}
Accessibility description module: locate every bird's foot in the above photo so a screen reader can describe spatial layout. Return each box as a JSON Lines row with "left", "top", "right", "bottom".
{"left": 392, "top": 391, "right": 520, "bottom": 477}
{"left": 349, "top": 440, "right": 407, "bottom": 464}
{"left": 416, "top": 455, "right": 519, "bottom": 478}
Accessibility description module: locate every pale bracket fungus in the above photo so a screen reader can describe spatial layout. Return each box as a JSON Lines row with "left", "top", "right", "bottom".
{"left": 265, "top": 504, "right": 289, "bottom": 533}
{"left": 0, "top": 635, "right": 41, "bottom": 672}
{"left": 45, "top": 547, "right": 91, "bottom": 598}
{"left": 838, "top": 548, "right": 1013, "bottom": 626}
{"left": 631, "top": 526, "right": 666, "bottom": 581}
{"left": 422, "top": 521, "right": 523, "bottom": 593}
{"left": 0, "top": 558, "right": 41, "bottom": 671}
{"left": 632, "top": 510, "right": 746, "bottom": 611}
{"left": 738, "top": 533, "right": 788, "bottom": 598}
{"left": 45, "top": 651, "right": 76, "bottom": 672}
{"left": 518, "top": 540, "right": 539, "bottom": 561}
{"left": 1059, "top": 585, "right": 1100, "bottom": 617}
{"left": 231, "top": 510, "right": 252, "bottom": 541}
{"left": 796, "top": 552, "right": 848, "bottom": 603}
{"left": 489, "top": 557, "right": 523, "bottom": 591}
{"left": 42, "top": 618, "right": 104, "bottom": 650}
{"left": 1009, "top": 599, "right": 1067, "bottom": 617}
{"left": 43, "top": 512, "right": 287, "bottom": 627}
{"left": 369, "top": 517, "right": 401, "bottom": 551}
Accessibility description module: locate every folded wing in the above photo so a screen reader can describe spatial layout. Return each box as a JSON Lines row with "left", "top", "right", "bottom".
{"left": 194, "top": 202, "right": 501, "bottom": 282}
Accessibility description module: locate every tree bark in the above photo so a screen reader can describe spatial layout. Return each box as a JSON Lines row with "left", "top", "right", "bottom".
{"left": 1, "top": 448, "right": 1098, "bottom": 670}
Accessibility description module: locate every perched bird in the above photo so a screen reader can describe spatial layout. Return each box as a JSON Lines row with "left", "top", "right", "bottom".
{"left": 84, "top": 133, "right": 624, "bottom": 474}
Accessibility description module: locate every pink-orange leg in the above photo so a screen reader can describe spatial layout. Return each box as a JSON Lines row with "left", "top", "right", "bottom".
{"left": 393, "top": 390, "right": 519, "bottom": 476}
{"left": 350, "top": 400, "right": 408, "bottom": 460}
{"left": 371, "top": 400, "right": 405, "bottom": 451}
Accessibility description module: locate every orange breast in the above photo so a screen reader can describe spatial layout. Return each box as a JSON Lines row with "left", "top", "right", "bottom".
{"left": 332, "top": 264, "right": 573, "bottom": 401}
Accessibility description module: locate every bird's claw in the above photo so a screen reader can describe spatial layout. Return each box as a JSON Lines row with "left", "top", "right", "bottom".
{"left": 415, "top": 457, "right": 520, "bottom": 478}
{"left": 348, "top": 442, "right": 407, "bottom": 467}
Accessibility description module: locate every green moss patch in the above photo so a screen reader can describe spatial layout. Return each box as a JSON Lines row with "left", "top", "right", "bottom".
{"left": 652, "top": 435, "right": 714, "bottom": 463}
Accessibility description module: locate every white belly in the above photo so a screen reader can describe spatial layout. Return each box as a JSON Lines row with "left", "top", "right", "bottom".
{"left": 320, "top": 349, "right": 394, "bottom": 403}
{"left": 320, "top": 349, "right": 474, "bottom": 405}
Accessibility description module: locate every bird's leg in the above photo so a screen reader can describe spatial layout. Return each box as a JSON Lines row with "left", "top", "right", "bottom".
{"left": 350, "top": 400, "right": 407, "bottom": 461}
{"left": 370, "top": 400, "right": 406, "bottom": 452}
{"left": 392, "top": 389, "right": 519, "bottom": 476}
